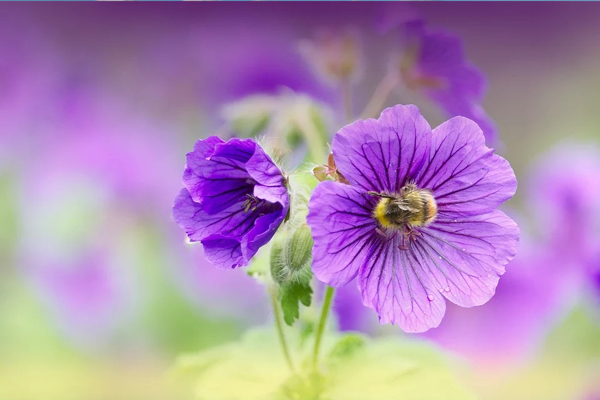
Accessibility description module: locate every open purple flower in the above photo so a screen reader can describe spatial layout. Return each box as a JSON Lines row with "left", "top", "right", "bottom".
{"left": 398, "top": 22, "right": 497, "bottom": 145}
{"left": 307, "top": 104, "right": 518, "bottom": 333}
{"left": 173, "top": 136, "right": 289, "bottom": 270}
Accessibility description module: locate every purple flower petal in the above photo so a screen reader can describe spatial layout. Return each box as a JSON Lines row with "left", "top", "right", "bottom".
{"left": 243, "top": 210, "right": 286, "bottom": 261}
{"left": 182, "top": 136, "right": 225, "bottom": 202}
{"left": 174, "top": 189, "right": 245, "bottom": 240}
{"left": 183, "top": 137, "right": 255, "bottom": 206}
{"left": 359, "top": 235, "right": 447, "bottom": 333}
{"left": 415, "top": 210, "right": 520, "bottom": 307}
{"left": 416, "top": 116, "right": 517, "bottom": 216}
{"left": 333, "top": 105, "right": 431, "bottom": 193}
{"left": 307, "top": 181, "right": 377, "bottom": 286}
{"left": 246, "top": 145, "right": 288, "bottom": 206}
{"left": 202, "top": 234, "right": 244, "bottom": 270}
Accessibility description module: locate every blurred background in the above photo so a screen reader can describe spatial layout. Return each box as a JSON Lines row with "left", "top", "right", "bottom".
{"left": 1, "top": 3, "right": 599, "bottom": 399}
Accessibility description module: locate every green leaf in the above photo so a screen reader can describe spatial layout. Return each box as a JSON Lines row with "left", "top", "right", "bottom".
{"left": 281, "top": 281, "right": 313, "bottom": 326}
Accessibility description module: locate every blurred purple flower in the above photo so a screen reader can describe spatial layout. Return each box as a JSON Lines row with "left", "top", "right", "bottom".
{"left": 589, "top": 251, "right": 600, "bottom": 307}
{"left": 528, "top": 143, "right": 600, "bottom": 311}
{"left": 528, "top": 143, "right": 600, "bottom": 264}
{"left": 397, "top": 21, "right": 497, "bottom": 144}
{"left": 307, "top": 104, "right": 518, "bottom": 333}
{"left": 28, "top": 251, "right": 135, "bottom": 348}
{"left": 422, "top": 235, "right": 566, "bottom": 365}
{"left": 173, "top": 137, "right": 289, "bottom": 270}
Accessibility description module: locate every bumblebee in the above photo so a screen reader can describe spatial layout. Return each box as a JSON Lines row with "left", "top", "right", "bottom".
{"left": 369, "top": 183, "right": 438, "bottom": 229}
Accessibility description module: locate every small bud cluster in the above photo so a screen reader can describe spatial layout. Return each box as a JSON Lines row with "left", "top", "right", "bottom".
{"left": 313, "top": 152, "right": 349, "bottom": 184}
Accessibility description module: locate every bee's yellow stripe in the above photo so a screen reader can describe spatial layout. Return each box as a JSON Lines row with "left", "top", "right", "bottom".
{"left": 374, "top": 198, "right": 393, "bottom": 228}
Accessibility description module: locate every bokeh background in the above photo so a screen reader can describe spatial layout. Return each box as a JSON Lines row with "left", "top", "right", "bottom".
{"left": 1, "top": 3, "right": 599, "bottom": 399}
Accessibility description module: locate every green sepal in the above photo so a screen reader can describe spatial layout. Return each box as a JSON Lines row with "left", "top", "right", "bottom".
{"left": 271, "top": 226, "right": 314, "bottom": 286}
{"left": 270, "top": 225, "right": 315, "bottom": 326}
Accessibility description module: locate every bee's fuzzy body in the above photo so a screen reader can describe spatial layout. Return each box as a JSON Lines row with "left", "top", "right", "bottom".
{"left": 372, "top": 184, "right": 437, "bottom": 229}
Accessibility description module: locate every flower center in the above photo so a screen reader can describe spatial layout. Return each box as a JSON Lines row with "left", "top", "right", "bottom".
{"left": 370, "top": 184, "right": 438, "bottom": 230}
{"left": 242, "top": 194, "right": 261, "bottom": 213}
{"left": 241, "top": 193, "right": 282, "bottom": 216}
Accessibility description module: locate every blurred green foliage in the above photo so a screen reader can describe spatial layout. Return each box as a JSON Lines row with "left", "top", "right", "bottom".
{"left": 171, "top": 327, "right": 475, "bottom": 400}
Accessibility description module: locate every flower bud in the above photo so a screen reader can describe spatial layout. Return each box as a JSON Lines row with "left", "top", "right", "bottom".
{"left": 270, "top": 225, "right": 314, "bottom": 286}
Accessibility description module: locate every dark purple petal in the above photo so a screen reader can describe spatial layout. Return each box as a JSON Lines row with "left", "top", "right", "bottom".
{"left": 211, "top": 138, "right": 256, "bottom": 163}
{"left": 199, "top": 179, "right": 254, "bottom": 215}
{"left": 246, "top": 145, "right": 288, "bottom": 206}
{"left": 416, "top": 116, "right": 516, "bottom": 216}
{"left": 358, "top": 235, "right": 446, "bottom": 333}
{"left": 307, "top": 181, "right": 377, "bottom": 286}
{"left": 183, "top": 137, "right": 254, "bottom": 204}
{"left": 173, "top": 189, "right": 255, "bottom": 244}
{"left": 201, "top": 234, "right": 244, "bottom": 270}
{"left": 332, "top": 104, "right": 431, "bottom": 193}
{"left": 243, "top": 208, "right": 286, "bottom": 262}
{"left": 182, "top": 136, "right": 225, "bottom": 202}
{"left": 413, "top": 210, "right": 519, "bottom": 307}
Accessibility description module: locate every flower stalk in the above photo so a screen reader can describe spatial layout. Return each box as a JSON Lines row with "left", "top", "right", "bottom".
{"left": 270, "top": 288, "right": 296, "bottom": 373}
{"left": 312, "top": 285, "right": 336, "bottom": 370}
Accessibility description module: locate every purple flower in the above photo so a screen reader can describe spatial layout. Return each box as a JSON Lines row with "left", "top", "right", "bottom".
{"left": 307, "top": 104, "right": 519, "bottom": 333}
{"left": 173, "top": 136, "right": 289, "bottom": 270}
{"left": 27, "top": 252, "right": 135, "bottom": 349}
{"left": 527, "top": 143, "right": 600, "bottom": 310}
{"left": 398, "top": 22, "right": 497, "bottom": 144}
{"left": 528, "top": 143, "right": 600, "bottom": 264}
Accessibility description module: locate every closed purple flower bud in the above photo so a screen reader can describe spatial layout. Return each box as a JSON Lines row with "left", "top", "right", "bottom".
{"left": 307, "top": 104, "right": 519, "bottom": 333}
{"left": 173, "top": 137, "right": 289, "bottom": 270}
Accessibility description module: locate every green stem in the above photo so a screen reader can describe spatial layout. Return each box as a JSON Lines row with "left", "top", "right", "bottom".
{"left": 312, "top": 286, "right": 336, "bottom": 370}
{"left": 271, "top": 289, "right": 296, "bottom": 373}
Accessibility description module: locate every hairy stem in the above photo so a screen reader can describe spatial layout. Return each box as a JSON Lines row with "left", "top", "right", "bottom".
{"left": 271, "top": 289, "right": 296, "bottom": 373}
{"left": 312, "top": 285, "right": 336, "bottom": 370}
